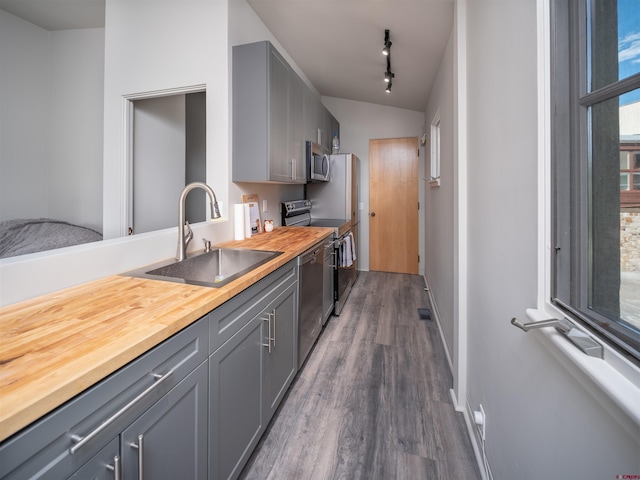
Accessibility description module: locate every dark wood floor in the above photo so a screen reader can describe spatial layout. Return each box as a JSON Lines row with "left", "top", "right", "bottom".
{"left": 240, "top": 271, "right": 481, "bottom": 480}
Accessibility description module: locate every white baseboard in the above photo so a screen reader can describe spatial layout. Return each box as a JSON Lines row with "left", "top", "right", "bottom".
{"left": 463, "top": 397, "right": 494, "bottom": 480}
{"left": 422, "top": 276, "right": 491, "bottom": 479}
{"left": 421, "top": 275, "right": 454, "bottom": 373}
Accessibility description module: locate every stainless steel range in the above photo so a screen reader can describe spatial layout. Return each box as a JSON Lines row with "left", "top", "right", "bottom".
{"left": 282, "top": 199, "right": 358, "bottom": 317}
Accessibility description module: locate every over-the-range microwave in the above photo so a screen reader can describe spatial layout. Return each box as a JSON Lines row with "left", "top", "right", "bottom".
{"left": 306, "top": 141, "right": 330, "bottom": 182}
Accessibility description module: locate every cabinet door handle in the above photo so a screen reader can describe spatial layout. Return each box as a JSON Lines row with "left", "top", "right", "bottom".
{"left": 70, "top": 371, "right": 173, "bottom": 454}
{"left": 291, "top": 159, "right": 296, "bottom": 180}
{"left": 271, "top": 309, "right": 276, "bottom": 347}
{"left": 261, "top": 311, "right": 276, "bottom": 352}
{"left": 262, "top": 314, "right": 272, "bottom": 353}
{"left": 130, "top": 434, "right": 145, "bottom": 479}
{"left": 106, "top": 455, "right": 121, "bottom": 480}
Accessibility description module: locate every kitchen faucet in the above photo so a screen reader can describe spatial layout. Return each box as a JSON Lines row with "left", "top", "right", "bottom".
{"left": 177, "top": 182, "right": 221, "bottom": 261}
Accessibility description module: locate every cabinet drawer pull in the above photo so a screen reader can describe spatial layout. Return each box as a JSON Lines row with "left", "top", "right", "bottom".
{"left": 130, "top": 434, "right": 145, "bottom": 479}
{"left": 70, "top": 371, "right": 173, "bottom": 454}
{"left": 106, "top": 454, "right": 121, "bottom": 480}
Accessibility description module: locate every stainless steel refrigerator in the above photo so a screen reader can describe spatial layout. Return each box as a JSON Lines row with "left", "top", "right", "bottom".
{"left": 306, "top": 153, "right": 360, "bottom": 314}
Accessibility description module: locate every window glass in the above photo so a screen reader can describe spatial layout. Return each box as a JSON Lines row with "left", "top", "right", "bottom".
{"left": 554, "top": 0, "right": 640, "bottom": 362}
{"left": 617, "top": 0, "right": 640, "bottom": 84}
{"left": 621, "top": 173, "right": 630, "bottom": 190}
{"left": 589, "top": 0, "right": 640, "bottom": 99}
{"left": 620, "top": 152, "right": 629, "bottom": 169}
{"left": 588, "top": 3, "right": 640, "bottom": 354}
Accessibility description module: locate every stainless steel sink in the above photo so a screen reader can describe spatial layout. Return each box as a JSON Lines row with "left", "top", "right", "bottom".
{"left": 123, "top": 248, "right": 282, "bottom": 287}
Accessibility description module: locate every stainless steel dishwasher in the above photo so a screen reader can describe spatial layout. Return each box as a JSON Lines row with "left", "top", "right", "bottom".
{"left": 298, "top": 241, "right": 324, "bottom": 368}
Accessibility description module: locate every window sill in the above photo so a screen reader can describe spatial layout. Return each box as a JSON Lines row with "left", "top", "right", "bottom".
{"left": 526, "top": 307, "right": 640, "bottom": 434}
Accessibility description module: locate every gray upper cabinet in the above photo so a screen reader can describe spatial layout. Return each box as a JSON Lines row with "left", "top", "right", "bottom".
{"left": 233, "top": 41, "right": 305, "bottom": 184}
{"left": 303, "top": 88, "right": 339, "bottom": 151}
{"left": 331, "top": 114, "right": 340, "bottom": 151}
{"left": 317, "top": 103, "right": 332, "bottom": 151}
{"left": 303, "top": 87, "right": 318, "bottom": 143}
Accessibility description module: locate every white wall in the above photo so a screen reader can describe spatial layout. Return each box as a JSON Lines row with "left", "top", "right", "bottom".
{"left": 320, "top": 97, "right": 425, "bottom": 272}
{"left": 0, "top": 0, "right": 312, "bottom": 306}
{"left": 1, "top": 0, "right": 235, "bottom": 305}
{"left": 132, "top": 95, "right": 186, "bottom": 234}
{"left": 48, "top": 27, "right": 104, "bottom": 232}
{"left": 0, "top": 10, "right": 50, "bottom": 220}
{"left": 0, "top": 11, "right": 103, "bottom": 229}
{"left": 424, "top": 31, "right": 455, "bottom": 358}
{"left": 457, "top": 1, "right": 640, "bottom": 478}
{"left": 102, "top": 0, "right": 230, "bottom": 240}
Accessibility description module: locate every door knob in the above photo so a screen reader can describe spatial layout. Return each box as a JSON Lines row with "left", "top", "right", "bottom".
{"left": 370, "top": 212, "right": 376, "bottom": 217}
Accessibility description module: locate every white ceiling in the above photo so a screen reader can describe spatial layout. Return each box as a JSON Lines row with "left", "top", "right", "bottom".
{"left": 0, "top": 0, "right": 104, "bottom": 30}
{"left": 247, "top": 0, "right": 454, "bottom": 112}
{"left": 0, "top": 0, "right": 454, "bottom": 112}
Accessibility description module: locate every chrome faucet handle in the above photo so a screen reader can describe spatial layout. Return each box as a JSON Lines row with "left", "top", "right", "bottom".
{"left": 184, "top": 221, "right": 193, "bottom": 247}
{"left": 176, "top": 222, "right": 194, "bottom": 261}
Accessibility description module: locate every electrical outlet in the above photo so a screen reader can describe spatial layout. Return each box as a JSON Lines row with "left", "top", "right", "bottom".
{"left": 473, "top": 404, "right": 486, "bottom": 441}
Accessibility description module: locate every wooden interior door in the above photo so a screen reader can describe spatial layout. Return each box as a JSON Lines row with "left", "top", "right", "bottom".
{"left": 369, "top": 137, "right": 419, "bottom": 274}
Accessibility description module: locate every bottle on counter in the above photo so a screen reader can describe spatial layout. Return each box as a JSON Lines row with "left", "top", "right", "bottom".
{"left": 332, "top": 131, "right": 340, "bottom": 154}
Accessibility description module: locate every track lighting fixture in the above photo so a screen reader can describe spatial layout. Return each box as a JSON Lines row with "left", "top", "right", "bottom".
{"left": 382, "top": 29, "right": 392, "bottom": 56}
{"left": 384, "top": 56, "right": 395, "bottom": 83}
{"left": 382, "top": 29, "right": 394, "bottom": 93}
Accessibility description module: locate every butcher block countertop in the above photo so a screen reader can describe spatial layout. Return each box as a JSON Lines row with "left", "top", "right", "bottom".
{"left": 0, "top": 226, "right": 333, "bottom": 442}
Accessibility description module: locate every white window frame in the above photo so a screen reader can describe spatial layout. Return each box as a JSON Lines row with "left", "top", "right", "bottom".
{"left": 430, "top": 110, "right": 441, "bottom": 187}
{"left": 532, "top": 0, "right": 640, "bottom": 432}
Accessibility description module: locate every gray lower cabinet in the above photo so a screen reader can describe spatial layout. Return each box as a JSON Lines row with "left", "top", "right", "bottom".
{"left": 121, "top": 362, "right": 208, "bottom": 479}
{"left": 1, "top": 261, "right": 300, "bottom": 480}
{"left": 0, "top": 318, "right": 208, "bottom": 480}
{"left": 67, "top": 437, "right": 120, "bottom": 480}
{"left": 263, "top": 281, "right": 297, "bottom": 419}
{"left": 209, "top": 316, "right": 264, "bottom": 480}
{"left": 209, "top": 260, "right": 298, "bottom": 480}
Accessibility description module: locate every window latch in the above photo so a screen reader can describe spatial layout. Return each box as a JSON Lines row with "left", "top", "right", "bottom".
{"left": 511, "top": 317, "right": 603, "bottom": 359}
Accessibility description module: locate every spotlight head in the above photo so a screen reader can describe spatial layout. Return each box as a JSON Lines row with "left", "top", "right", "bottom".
{"left": 385, "top": 82, "right": 392, "bottom": 93}
{"left": 382, "top": 29, "right": 391, "bottom": 56}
